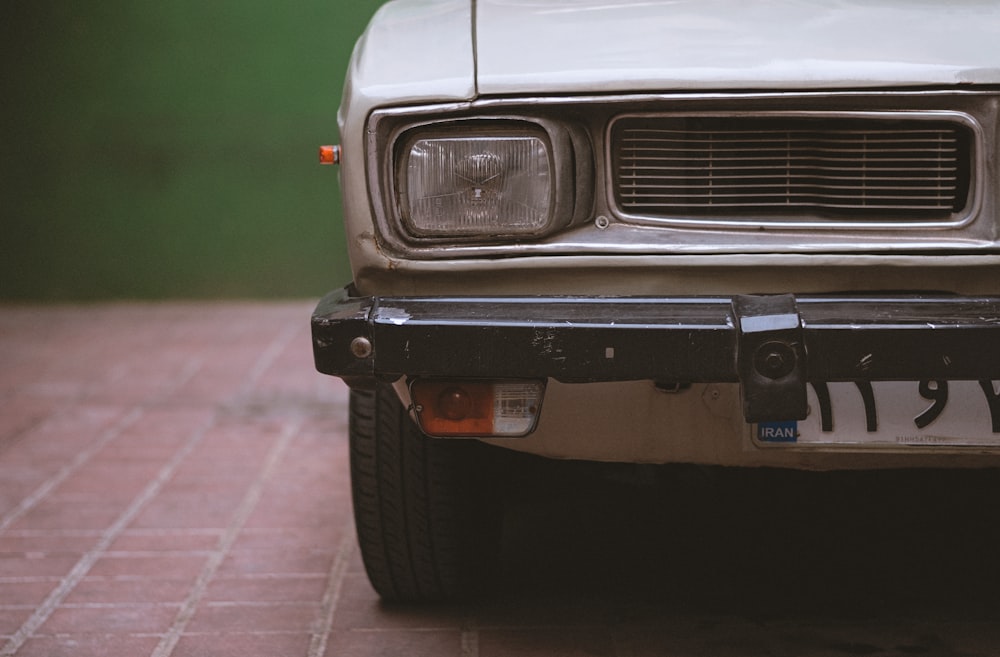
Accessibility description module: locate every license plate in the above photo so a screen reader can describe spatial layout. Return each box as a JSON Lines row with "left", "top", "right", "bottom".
{"left": 755, "top": 380, "right": 1000, "bottom": 447}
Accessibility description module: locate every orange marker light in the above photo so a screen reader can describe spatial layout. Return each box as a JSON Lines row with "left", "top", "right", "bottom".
{"left": 438, "top": 386, "right": 473, "bottom": 420}
{"left": 410, "top": 379, "right": 545, "bottom": 437}
{"left": 319, "top": 145, "right": 341, "bottom": 165}
{"left": 412, "top": 381, "right": 493, "bottom": 436}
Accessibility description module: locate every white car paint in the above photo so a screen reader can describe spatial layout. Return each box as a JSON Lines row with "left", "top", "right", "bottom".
{"left": 338, "top": 0, "right": 474, "bottom": 128}
{"left": 343, "top": 0, "right": 1000, "bottom": 120}
{"left": 475, "top": 0, "right": 1000, "bottom": 94}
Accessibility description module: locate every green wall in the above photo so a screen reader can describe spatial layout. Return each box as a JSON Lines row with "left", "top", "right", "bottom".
{"left": 0, "top": 1, "right": 388, "bottom": 300}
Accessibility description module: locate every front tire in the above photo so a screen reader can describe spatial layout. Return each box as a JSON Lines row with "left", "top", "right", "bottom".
{"left": 349, "top": 383, "right": 501, "bottom": 602}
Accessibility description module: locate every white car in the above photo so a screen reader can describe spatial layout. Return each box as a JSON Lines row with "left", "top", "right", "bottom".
{"left": 313, "top": 0, "right": 1000, "bottom": 601}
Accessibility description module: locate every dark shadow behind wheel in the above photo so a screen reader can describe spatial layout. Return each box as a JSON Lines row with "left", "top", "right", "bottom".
{"left": 349, "top": 384, "right": 503, "bottom": 602}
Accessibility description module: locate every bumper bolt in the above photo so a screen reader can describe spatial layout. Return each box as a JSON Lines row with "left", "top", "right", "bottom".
{"left": 350, "top": 337, "right": 373, "bottom": 359}
{"left": 754, "top": 341, "right": 796, "bottom": 380}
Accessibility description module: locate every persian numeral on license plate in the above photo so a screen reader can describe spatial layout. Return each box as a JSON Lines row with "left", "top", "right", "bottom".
{"left": 756, "top": 380, "right": 1000, "bottom": 446}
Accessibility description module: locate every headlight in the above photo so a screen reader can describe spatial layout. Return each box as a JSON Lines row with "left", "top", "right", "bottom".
{"left": 373, "top": 113, "right": 594, "bottom": 250}
{"left": 397, "top": 128, "right": 554, "bottom": 238}
{"left": 401, "top": 134, "right": 552, "bottom": 237}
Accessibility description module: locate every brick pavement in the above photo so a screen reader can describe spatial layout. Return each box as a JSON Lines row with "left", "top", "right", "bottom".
{"left": 0, "top": 302, "right": 357, "bottom": 656}
{"left": 2, "top": 302, "right": 1000, "bottom": 657}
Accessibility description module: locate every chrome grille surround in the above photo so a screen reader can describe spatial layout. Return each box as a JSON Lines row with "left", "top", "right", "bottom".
{"left": 365, "top": 92, "right": 997, "bottom": 260}
{"left": 610, "top": 111, "right": 980, "bottom": 230}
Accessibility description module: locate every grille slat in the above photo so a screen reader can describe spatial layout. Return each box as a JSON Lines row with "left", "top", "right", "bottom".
{"left": 620, "top": 174, "right": 959, "bottom": 181}
{"left": 611, "top": 116, "right": 972, "bottom": 220}
{"left": 619, "top": 166, "right": 958, "bottom": 174}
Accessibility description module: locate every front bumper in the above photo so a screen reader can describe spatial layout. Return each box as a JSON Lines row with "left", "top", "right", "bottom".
{"left": 311, "top": 287, "right": 1000, "bottom": 423}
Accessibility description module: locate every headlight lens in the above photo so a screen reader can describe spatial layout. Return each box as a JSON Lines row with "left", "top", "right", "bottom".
{"left": 398, "top": 130, "right": 554, "bottom": 238}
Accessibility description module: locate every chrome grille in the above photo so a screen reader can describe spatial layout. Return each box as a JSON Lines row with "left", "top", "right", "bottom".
{"left": 611, "top": 116, "right": 972, "bottom": 222}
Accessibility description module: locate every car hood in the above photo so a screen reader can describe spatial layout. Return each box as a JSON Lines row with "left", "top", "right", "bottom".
{"left": 475, "top": 0, "right": 1000, "bottom": 94}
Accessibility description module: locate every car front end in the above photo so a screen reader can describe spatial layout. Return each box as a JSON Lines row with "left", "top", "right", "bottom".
{"left": 312, "top": 0, "right": 1000, "bottom": 600}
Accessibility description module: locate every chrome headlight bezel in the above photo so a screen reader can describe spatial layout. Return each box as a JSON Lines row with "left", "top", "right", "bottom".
{"left": 368, "top": 108, "right": 594, "bottom": 250}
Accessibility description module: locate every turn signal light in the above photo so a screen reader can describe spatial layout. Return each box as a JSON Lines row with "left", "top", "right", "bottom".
{"left": 410, "top": 380, "right": 545, "bottom": 437}
{"left": 319, "top": 145, "right": 341, "bottom": 165}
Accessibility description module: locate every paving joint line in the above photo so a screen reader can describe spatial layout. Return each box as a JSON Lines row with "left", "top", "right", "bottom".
{"left": 0, "top": 358, "right": 203, "bottom": 536}
{"left": 0, "top": 413, "right": 217, "bottom": 656}
{"left": 149, "top": 418, "right": 302, "bottom": 657}
{"left": 202, "top": 601, "right": 322, "bottom": 607}
{"left": 306, "top": 520, "right": 356, "bottom": 657}
{"left": 236, "top": 322, "right": 301, "bottom": 397}
{"left": 0, "top": 408, "right": 144, "bottom": 534}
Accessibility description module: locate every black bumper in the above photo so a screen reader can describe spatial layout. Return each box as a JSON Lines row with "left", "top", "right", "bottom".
{"left": 311, "top": 287, "right": 1000, "bottom": 422}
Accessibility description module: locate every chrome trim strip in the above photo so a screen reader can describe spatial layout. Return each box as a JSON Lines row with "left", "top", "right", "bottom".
{"left": 367, "top": 111, "right": 585, "bottom": 252}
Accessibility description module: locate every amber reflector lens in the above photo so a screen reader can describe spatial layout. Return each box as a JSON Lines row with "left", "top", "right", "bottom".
{"left": 437, "top": 387, "right": 473, "bottom": 420}
{"left": 412, "top": 381, "right": 493, "bottom": 436}
{"left": 319, "top": 144, "right": 341, "bottom": 165}
{"left": 410, "top": 380, "right": 545, "bottom": 437}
